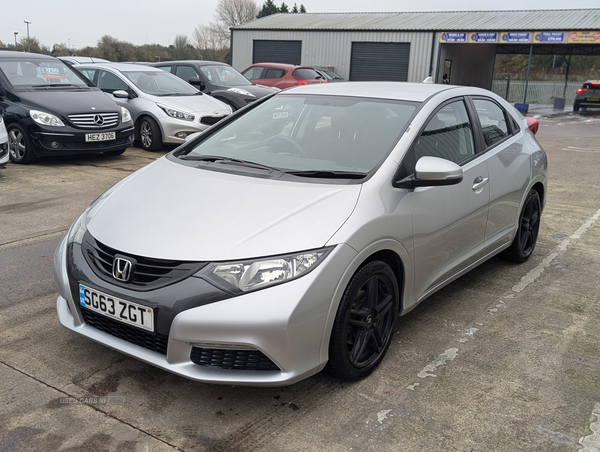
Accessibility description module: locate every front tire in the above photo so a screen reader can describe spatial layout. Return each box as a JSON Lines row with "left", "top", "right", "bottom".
{"left": 8, "top": 124, "right": 36, "bottom": 164}
{"left": 500, "top": 189, "right": 541, "bottom": 263}
{"left": 327, "top": 260, "right": 399, "bottom": 381}
{"left": 138, "top": 117, "right": 162, "bottom": 151}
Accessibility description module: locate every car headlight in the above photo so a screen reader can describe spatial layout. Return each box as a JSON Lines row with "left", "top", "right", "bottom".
{"left": 121, "top": 107, "right": 132, "bottom": 123}
{"left": 66, "top": 211, "right": 88, "bottom": 245}
{"left": 30, "top": 109, "right": 65, "bottom": 127}
{"left": 227, "top": 88, "right": 255, "bottom": 97}
{"left": 197, "top": 247, "right": 333, "bottom": 294}
{"left": 157, "top": 103, "right": 194, "bottom": 121}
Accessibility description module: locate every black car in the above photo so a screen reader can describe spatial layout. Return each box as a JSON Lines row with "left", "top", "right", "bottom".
{"left": 573, "top": 80, "right": 600, "bottom": 112}
{"left": 151, "top": 60, "right": 277, "bottom": 111}
{"left": 0, "top": 51, "right": 134, "bottom": 163}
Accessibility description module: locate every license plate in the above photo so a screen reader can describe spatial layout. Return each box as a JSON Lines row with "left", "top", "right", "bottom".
{"left": 85, "top": 132, "right": 116, "bottom": 142}
{"left": 586, "top": 98, "right": 600, "bottom": 102}
{"left": 79, "top": 284, "right": 154, "bottom": 332}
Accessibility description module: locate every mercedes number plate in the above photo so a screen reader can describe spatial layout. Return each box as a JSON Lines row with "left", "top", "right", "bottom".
{"left": 85, "top": 132, "right": 116, "bottom": 142}
{"left": 79, "top": 284, "right": 154, "bottom": 332}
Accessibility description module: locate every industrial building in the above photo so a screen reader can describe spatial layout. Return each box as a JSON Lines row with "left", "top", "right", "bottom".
{"left": 231, "top": 9, "right": 600, "bottom": 90}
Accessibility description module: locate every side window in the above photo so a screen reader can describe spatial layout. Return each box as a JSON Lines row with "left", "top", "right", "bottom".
{"left": 78, "top": 69, "right": 96, "bottom": 82}
{"left": 97, "top": 70, "right": 128, "bottom": 93}
{"left": 265, "top": 68, "right": 285, "bottom": 79}
{"left": 242, "top": 66, "right": 264, "bottom": 79}
{"left": 472, "top": 99, "right": 509, "bottom": 148}
{"left": 175, "top": 65, "right": 199, "bottom": 82}
{"left": 155, "top": 65, "right": 172, "bottom": 73}
{"left": 413, "top": 100, "right": 475, "bottom": 165}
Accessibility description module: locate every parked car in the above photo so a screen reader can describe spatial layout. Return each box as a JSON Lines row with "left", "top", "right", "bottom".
{"left": 54, "top": 82, "right": 547, "bottom": 386}
{"left": 314, "top": 67, "right": 345, "bottom": 82}
{"left": 152, "top": 60, "right": 278, "bottom": 111}
{"left": 573, "top": 80, "right": 600, "bottom": 112}
{"left": 58, "top": 56, "right": 110, "bottom": 66}
{"left": 0, "top": 115, "right": 8, "bottom": 167}
{"left": 74, "top": 63, "right": 231, "bottom": 151}
{"left": 0, "top": 51, "right": 134, "bottom": 164}
{"left": 241, "top": 63, "right": 327, "bottom": 89}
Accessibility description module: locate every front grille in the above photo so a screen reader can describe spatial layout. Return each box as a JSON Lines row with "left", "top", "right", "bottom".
{"left": 40, "top": 137, "right": 129, "bottom": 150}
{"left": 82, "top": 233, "right": 206, "bottom": 291}
{"left": 81, "top": 308, "right": 168, "bottom": 355}
{"left": 200, "top": 116, "right": 226, "bottom": 126}
{"left": 190, "top": 347, "right": 280, "bottom": 371}
{"left": 68, "top": 112, "right": 119, "bottom": 128}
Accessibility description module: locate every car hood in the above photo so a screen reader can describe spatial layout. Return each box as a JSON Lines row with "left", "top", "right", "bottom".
{"left": 149, "top": 94, "right": 231, "bottom": 115}
{"left": 240, "top": 84, "right": 278, "bottom": 97}
{"left": 15, "top": 89, "right": 120, "bottom": 115}
{"left": 87, "top": 157, "right": 361, "bottom": 261}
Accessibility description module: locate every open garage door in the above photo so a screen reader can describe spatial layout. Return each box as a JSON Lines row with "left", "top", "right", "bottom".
{"left": 349, "top": 42, "right": 410, "bottom": 81}
{"left": 252, "top": 40, "right": 302, "bottom": 65}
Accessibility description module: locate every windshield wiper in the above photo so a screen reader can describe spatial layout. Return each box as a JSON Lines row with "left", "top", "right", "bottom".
{"left": 32, "top": 84, "right": 79, "bottom": 88}
{"left": 179, "top": 154, "right": 279, "bottom": 172}
{"left": 285, "top": 170, "right": 367, "bottom": 179}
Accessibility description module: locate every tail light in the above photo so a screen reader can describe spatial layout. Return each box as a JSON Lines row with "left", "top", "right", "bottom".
{"left": 297, "top": 79, "right": 306, "bottom": 85}
{"left": 526, "top": 117, "right": 539, "bottom": 135}
{"left": 577, "top": 88, "right": 587, "bottom": 94}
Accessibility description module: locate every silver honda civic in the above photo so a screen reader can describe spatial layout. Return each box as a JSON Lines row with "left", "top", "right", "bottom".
{"left": 54, "top": 82, "right": 547, "bottom": 386}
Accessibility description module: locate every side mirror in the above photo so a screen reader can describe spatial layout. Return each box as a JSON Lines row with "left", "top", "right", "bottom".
{"left": 188, "top": 77, "right": 206, "bottom": 91}
{"left": 395, "top": 156, "right": 463, "bottom": 189}
{"left": 113, "top": 90, "right": 130, "bottom": 99}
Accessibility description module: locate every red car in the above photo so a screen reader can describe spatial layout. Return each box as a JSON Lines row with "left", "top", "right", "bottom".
{"left": 241, "top": 63, "right": 327, "bottom": 89}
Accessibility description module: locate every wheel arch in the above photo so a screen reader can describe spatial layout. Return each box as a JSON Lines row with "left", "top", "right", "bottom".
{"left": 134, "top": 113, "right": 164, "bottom": 140}
{"left": 531, "top": 181, "right": 545, "bottom": 211}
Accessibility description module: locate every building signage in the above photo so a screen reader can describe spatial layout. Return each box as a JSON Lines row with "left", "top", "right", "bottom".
{"left": 440, "top": 32, "right": 468, "bottom": 43}
{"left": 533, "top": 32, "right": 566, "bottom": 43}
{"left": 469, "top": 32, "right": 498, "bottom": 43}
{"left": 500, "top": 32, "right": 531, "bottom": 43}
{"left": 567, "top": 31, "right": 600, "bottom": 43}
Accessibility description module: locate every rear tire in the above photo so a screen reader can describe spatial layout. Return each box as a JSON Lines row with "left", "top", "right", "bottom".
{"left": 8, "top": 123, "right": 36, "bottom": 164}
{"left": 327, "top": 260, "right": 399, "bottom": 381}
{"left": 573, "top": 103, "right": 580, "bottom": 112}
{"left": 138, "top": 117, "right": 162, "bottom": 151}
{"left": 499, "top": 189, "right": 541, "bottom": 263}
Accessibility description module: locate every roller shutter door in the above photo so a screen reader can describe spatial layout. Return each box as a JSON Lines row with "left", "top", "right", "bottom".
{"left": 349, "top": 42, "right": 410, "bottom": 81}
{"left": 253, "top": 40, "right": 302, "bottom": 65}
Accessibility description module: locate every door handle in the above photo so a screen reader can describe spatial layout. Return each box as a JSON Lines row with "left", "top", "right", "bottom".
{"left": 472, "top": 177, "right": 489, "bottom": 192}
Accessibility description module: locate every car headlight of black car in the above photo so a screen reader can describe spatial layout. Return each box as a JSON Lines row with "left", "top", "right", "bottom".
{"left": 197, "top": 247, "right": 334, "bottom": 294}
{"left": 227, "top": 88, "right": 255, "bottom": 98}
{"left": 30, "top": 109, "right": 65, "bottom": 127}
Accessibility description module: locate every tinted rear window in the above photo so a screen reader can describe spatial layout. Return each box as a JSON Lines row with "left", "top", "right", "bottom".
{"left": 293, "top": 68, "right": 322, "bottom": 80}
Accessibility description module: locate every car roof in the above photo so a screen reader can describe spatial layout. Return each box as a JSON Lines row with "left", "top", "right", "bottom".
{"left": 74, "top": 62, "right": 162, "bottom": 72}
{"left": 279, "top": 81, "right": 462, "bottom": 102}
{"left": 0, "top": 51, "right": 56, "bottom": 61}
{"left": 248, "top": 62, "right": 311, "bottom": 70}
{"left": 153, "top": 60, "right": 230, "bottom": 67}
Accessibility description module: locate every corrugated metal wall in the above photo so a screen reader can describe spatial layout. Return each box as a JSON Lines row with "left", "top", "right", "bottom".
{"left": 231, "top": 30, "right": 436, "bottom": 83}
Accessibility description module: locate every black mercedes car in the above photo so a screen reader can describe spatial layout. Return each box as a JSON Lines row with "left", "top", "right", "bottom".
{"left": 151, "top": 60, "right": 277, "bottom": 111}
{"left": 0, "top": 51, "right": 134, "bottom": 164}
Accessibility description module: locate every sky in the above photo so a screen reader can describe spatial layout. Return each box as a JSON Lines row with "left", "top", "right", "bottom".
{"left": 3, "top": 0, "right": 599, "bottom": 50}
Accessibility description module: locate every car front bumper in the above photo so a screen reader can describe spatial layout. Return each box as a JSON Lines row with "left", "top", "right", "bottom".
{"left": 54, "top": 231, "right": 356, "bottom": 386}
{"left": 160, "top": 114, "right": 229, "bottom": 144}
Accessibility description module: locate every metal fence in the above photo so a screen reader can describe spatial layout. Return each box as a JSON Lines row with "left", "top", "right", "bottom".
{"left": 491, "top": 79, "right": 581, "bottom": 105}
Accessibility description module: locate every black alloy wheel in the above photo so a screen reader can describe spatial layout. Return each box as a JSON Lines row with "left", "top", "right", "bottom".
{"left": 500, "top": 189, "right": 541, "bottom": 263}
{"left": 8, "top": 123, "right": 36, "bottom": 164}
{"left": 328, "top": 260, "right": 399, "bottom": 381}
{"left": 138, "top": 117, "right": 162, "bottom": 151}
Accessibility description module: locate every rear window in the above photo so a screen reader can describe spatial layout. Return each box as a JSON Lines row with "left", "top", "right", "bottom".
{"left": 293, "top": 68, "right": 322, "bottom": 80}
{"left": 583, "top": 82, "right": 600, "bottom": 90}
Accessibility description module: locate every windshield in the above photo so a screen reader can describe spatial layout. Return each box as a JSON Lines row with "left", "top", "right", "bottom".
{"left": 182, "top": 94, "right": 417, "bottom": 175}
{"left": 0, "top": 59, "right": 90, "bottom": 87}
{"left": 200, "top": 65, "right": 252, "bottom": 87}
{"left": 122, "top": 70, "right": 199, "bottom": 96}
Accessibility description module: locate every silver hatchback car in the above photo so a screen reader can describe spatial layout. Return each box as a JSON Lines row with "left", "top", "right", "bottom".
{"left": 75, "top": 63, "right": 231, "bottom": 151}
{"left": 54, "top": 82, "right": 547, "bottom": 386}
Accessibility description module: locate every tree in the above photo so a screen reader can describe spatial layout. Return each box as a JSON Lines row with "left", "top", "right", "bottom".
{"left": 280, "top": 2, "right": 289, "bottom": 13}
{"left": 192, "top": 23, "right": 230, "bottom": 62}
{"left": 18, "top": 37, "right": 50, "bottom": 54}
{"left": 300, "top": 4, "right": 306, "bottom": 13}
{"left": 291, "top": 3, "right": 298, "bottom": 13}
{"left": 216, "top": 0, "right": 259, "bottom": 28}
{"left": 258, "top": 0, "right": 279, "bottom": 18}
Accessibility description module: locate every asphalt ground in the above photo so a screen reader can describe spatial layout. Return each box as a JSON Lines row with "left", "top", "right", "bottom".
{"left": 0, "top": 110, "right": 599, "bottom": 451}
